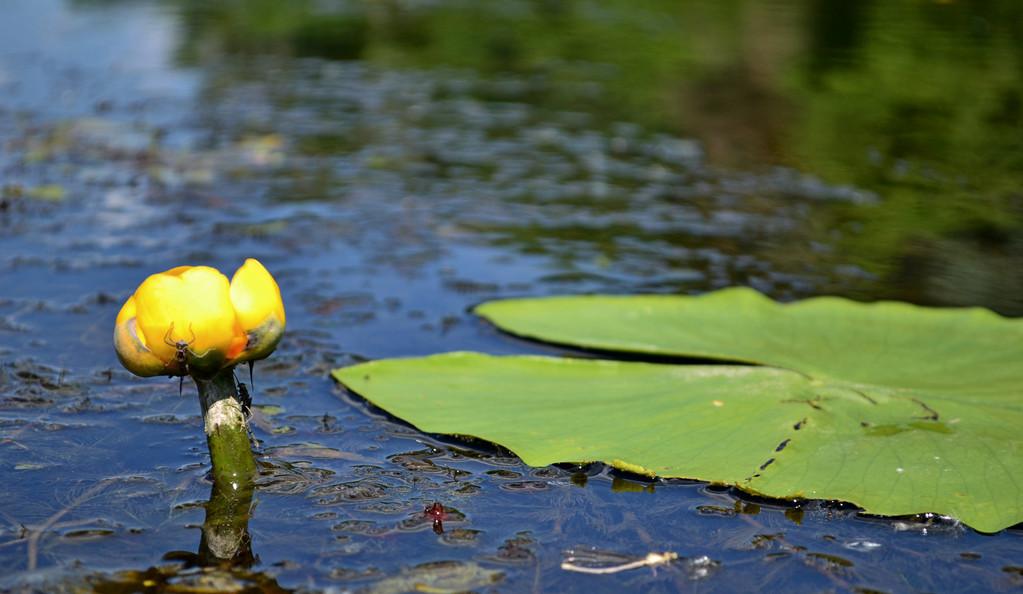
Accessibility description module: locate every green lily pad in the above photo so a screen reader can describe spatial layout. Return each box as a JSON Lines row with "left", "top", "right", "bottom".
{"left": 334, "top": 289, "right": 1023, "bottom": 533}
{"left": 474, "top": 288, "right": 1022, "bottom": 396}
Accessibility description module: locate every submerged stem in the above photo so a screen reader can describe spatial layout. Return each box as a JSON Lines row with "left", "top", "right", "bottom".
{"left": 193, "top": 369, "right": 257, "bottom": 487}
{"left": 199, "top": 472, "right": 256, "bottom": 565}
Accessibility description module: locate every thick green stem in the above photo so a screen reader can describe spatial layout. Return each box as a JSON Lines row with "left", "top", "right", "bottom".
{"left": 193, "top": 369, "right": 257, "bottom": 486}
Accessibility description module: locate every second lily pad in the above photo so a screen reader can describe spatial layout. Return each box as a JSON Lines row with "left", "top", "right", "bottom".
{"left": 333, "top": 289, "right": 1023, "bottom": 532}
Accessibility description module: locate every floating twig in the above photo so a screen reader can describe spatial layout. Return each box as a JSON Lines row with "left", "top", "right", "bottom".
{"left": 561, "top": 550, "right": 679, "bottom": 575}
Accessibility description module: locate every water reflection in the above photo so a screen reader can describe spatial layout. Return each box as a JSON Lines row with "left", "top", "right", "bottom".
{"left": 198, "top": 476, "right": 256, "bottom": 567}
{"left": 81, "top": 473, "right": 278, "bottom": 594}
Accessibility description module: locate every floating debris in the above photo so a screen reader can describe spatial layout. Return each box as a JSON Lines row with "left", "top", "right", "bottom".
{"left": 561, "top": 548, "right": 679, "bottom": 575}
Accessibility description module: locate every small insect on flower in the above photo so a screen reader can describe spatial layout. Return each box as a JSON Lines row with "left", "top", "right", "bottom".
{"left": 164, "top": 323, "right": 196, "bottom": 396}
{"left": 234, "top": 378, "right": 259, "bottom": 448}
{"left": 236, "top": 381, "right": 252, "bottom": 418}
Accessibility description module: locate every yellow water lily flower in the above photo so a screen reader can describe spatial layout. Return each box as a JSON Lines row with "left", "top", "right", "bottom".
{"left": 114, "top": 259, "right": 285, "bottom": 378}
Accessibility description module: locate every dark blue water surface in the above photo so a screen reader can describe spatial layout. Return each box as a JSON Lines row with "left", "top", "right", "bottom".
{"left": 1, "top": 1, "right": 1022, "bottom": 592}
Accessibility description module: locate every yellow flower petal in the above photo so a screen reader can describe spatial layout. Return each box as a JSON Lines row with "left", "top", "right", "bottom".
{"left": 133, "top": 265, "right": 240, "bottom": 376}
{"left": 229, "top": 258, "right": 286, "bottom": 363}
{"left": 230, "top": 259, "right": 286, "bottom": 330}
{"left": 113, "top": 295, "right": 170, "bottom": 377}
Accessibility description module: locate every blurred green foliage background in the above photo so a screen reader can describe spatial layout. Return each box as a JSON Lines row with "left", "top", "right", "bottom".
{"left": 160, "top": 0, "right": 1022, "bottom": 312}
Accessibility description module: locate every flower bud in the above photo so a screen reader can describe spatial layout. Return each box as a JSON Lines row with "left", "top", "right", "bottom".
{"left": 113, "top": 260, "right": 285, "bottom": 378}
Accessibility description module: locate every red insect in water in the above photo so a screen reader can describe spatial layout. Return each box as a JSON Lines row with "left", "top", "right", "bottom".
{"left": 424, "top": 502, "right": 446, "bottom": 534}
